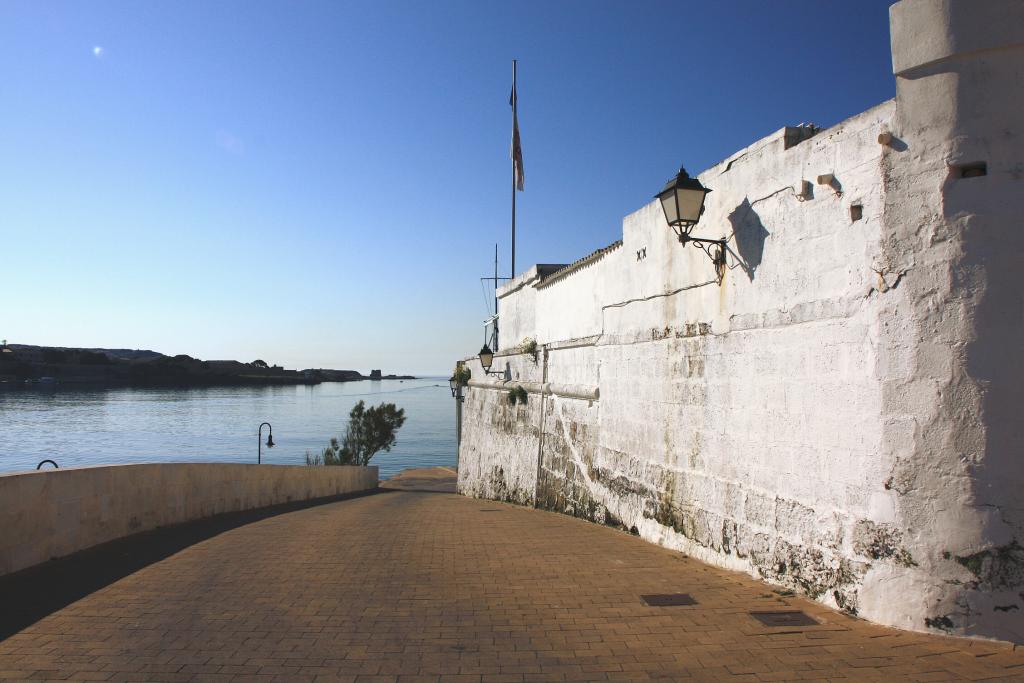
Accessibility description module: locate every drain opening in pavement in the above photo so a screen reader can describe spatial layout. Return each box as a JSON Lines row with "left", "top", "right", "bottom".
{"left": 749, "top": 610, "right": 819, "bottom": 627}
{"left": 641, "top": 594, "right": 698, "bottom": 606}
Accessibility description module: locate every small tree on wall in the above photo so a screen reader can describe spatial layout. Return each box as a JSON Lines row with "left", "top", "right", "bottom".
{"left": 306, "top": 400, "right": 407, "bottom": 466}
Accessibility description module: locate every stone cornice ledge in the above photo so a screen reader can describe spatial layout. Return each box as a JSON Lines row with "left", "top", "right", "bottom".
{"left": 467, "top": 379, "right": 599, "bottom": 402}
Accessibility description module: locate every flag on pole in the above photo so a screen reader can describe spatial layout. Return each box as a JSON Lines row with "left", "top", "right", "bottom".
{"left": 510, "top": 73, "right": 524, "bottom": 191}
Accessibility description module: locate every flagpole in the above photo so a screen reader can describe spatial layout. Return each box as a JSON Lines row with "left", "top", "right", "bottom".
{"left": 511, "top": 59, "right": 517, "bottom": 279}
{"left": 493, "top": 243, "right": 499, "bottom": 350}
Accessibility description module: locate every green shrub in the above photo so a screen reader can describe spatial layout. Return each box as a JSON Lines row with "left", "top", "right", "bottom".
{"left": 507, "top": 385, "right": 528, "bottom": 405}
{"left": 452, "top": 364, "right": 471, "bottom": 386}
{"left": 307, "top": 400, "right": 406, "bottom": 466}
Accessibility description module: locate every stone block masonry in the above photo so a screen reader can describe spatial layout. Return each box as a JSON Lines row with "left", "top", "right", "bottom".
{"left": 0, "top": 463, "right": 377, "bottom": 577}
{"left": 457, "top": 0, "right": 1024, "bottom": 643}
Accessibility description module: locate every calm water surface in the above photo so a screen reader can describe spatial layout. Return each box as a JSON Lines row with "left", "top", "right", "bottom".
{"left": 0, "top": 379, "right": 456, "bottom": 479}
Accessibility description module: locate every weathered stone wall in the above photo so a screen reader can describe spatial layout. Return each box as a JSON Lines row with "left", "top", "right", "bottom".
{"left": 458, "top": 0, "right": 1024, "bottom": 642}
{"left": 0, "top": 463, "right": 378, "bottom": 576}
{"left": 867, "top": 0, "right": 1024, "bottom": 641}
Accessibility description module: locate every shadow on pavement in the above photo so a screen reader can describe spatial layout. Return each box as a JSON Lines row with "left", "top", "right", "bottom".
{"left": 0, "top": 487, "right": 389, "bottom": 641}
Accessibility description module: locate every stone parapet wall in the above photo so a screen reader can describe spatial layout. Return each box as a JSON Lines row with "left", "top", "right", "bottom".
{"left": 0, "top": 463, "right": 378, "bottom": 576}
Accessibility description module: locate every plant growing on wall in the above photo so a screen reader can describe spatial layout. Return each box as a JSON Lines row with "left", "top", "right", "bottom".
{"left": 518, "top": 337, "right": 538, "bottom": 361}
{"left": 452, "top": 364, "right": 471, "bottom": 386}
{"left": 305, "top": 400, "right": 406, "bottom": 466}
{"left": 507, "top": 385, "right": 528, "bottom": 405}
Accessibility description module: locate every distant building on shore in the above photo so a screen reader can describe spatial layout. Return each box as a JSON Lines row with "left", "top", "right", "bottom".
{"left": 369, "top": 369, "right": 382, "bottom": 380}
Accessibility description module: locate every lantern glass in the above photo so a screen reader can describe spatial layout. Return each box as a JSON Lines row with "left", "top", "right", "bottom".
{"left": 478, "top": 345, "right": 494, "bottom": 371}
{"left": 674, "top": 185, "right": 708, "bottom": 224}
{"left": 656, "top": 167, "right": 711, "bottom": 229}
{"left": 658, "top": 188, "right": 680, "bottom": 226}
{"left": 449, "top": 376, "right": 458, "bottom": 396}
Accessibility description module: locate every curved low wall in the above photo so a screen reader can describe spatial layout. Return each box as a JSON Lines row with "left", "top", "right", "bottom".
{"left": 0, "top": 463, "right": 378, "bottom": 577}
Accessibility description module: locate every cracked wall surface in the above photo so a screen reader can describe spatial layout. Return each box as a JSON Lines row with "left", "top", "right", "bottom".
{"left": 457, "top": 0, "right": 1024, "bottom": 643}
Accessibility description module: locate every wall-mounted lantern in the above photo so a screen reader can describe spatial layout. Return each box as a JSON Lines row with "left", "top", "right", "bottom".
{"left": 478, "top": 344, "right": 506, "bottom": 376}
{"left": 657, "top": 165, "right": 727, "bottom": 284}
{"left": 479, "top": 344, "right": 512, "bottom": 382}
{"left": 657, "top": 166, "right": 711, "bottom": 232}
{"left": 479, "top": 345, "right": 494, "bottom": 371}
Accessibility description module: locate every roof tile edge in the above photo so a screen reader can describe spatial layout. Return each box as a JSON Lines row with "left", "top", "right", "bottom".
{"left": 534, "top": 240, "right": 623, "bottom": 290}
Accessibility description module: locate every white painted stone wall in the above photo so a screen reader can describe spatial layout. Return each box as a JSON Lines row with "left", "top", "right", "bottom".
{"left": 457, "top": 0, "right": 1024, "bottom": 643}
{"left": 0, "top": 463, "right": 378, "bottom": 577}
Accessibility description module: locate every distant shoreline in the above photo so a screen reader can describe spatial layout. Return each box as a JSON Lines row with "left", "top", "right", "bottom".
{"left": 3, "top": 377, "right": 419, "bottom": 390}
{"left": 0, "top": 344, "right": 415, "bottom": 388}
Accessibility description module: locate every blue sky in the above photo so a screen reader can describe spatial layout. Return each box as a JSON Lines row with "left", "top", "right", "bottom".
{"left": 1, "top": 1, "right": 896, "bottom": 374}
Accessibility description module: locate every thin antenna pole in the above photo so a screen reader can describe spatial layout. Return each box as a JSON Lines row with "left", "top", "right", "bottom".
{"left": 511, "top": 59, "right": 517, "bottom": 279}
{"left": 493, "top": 243, "right": 499, "bottom": 350}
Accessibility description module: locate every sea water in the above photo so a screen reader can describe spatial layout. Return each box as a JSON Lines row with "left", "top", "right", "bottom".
{"left": 0, "top": 378, "right": 456, "bottom": 480}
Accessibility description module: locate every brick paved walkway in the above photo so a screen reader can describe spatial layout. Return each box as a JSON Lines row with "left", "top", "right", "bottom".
{"left": 380, "top": 467, "right": 457, "bottom": 493}
{"left": 2, "top": 483, "right": 1023, "bottom": 682}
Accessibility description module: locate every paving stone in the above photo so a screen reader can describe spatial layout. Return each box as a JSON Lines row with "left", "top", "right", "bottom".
{"left": 2, "top": 490, "right": 1024, "bottom": 681}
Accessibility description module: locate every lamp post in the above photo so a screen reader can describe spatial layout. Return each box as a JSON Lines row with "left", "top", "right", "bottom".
{"left": 450, "top": 364, "right": 469, "bottom": 472}
{"left": 656, "top": 165, "right": 726, "bottom": 284}
{"left": 258, "top": 422, "right": 274, "bottom": 464}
